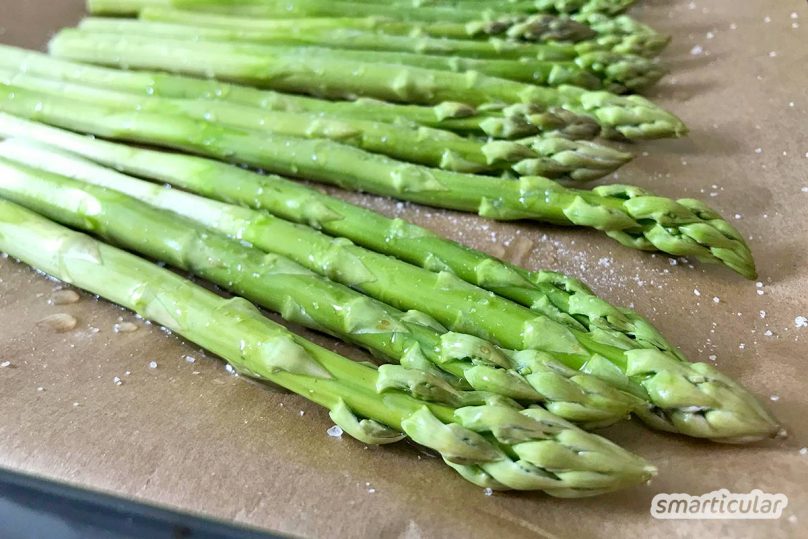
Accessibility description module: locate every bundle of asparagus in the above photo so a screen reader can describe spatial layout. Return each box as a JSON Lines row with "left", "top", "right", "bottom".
{"left": 0, "top": 198, "right": 657, "bottom": 495}
{"left": 0, "top": 115, "right": 780, "bottom": 443}
{"left": 0, "top": 67, "right": 632, "bottom": 180}
{"left": 0, "top": 0, "right": 783, "bottom": 499}
{"left": 135, "top": 7, "right": 662, "bottom": 58}
{"left": 0, "top": 80, "right": 753, "bottom": 277}
{"left": 77, "top": 18, "right": 667, "bottom": 94}
{"left": 135, "top": 7, "right": 670, "bottom": 57}
{"left": 49, "top": 29, "right": 684, "bottom": 140}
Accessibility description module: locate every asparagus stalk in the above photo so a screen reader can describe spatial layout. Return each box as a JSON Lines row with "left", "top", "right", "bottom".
{"left": 79, "top": 18, "right": 666, "bottom": 94}
{"left": 0, "top": 143, "right": 638, "bottom": 425}
{"left": 0, "top": 82, "right": 751, "bottom": 277}
{"left": 0, "top": 197, "right": 656, "bottom": 495}
{"left": 88, "top": 0, "right": 626, "bottom": 24}
{"left": 307, "top": 0, "right": 636, "bottom": 16}
{"left": 139, "top": 8, "right": 599, "bottom": 48}
{"left": 0, "top": 69, "right": 629, "bottom": 181}
{"left": 50, "top": 30, "right": 685, "bottom": 140}
{"left": 0, "top": 45, "right": 599, "bottom": 140}
{"left": 78, "top": 19, "right": 604, "bottom": 90}
{"left": 0, "top": 117, "right": 780, "bottom": 443}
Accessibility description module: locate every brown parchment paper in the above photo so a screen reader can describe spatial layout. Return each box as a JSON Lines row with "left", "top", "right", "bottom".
{"left": 0, "top": 1, "right": 806, "bottom": 537}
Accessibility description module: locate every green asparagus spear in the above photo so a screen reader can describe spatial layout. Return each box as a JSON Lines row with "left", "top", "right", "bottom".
{"left": 139, "top": 8, "right": 598, "bottom": 48}
{"left": 313, "top": 0, "right": 636, "bottom": 17}
{"left": 0, "top": 143, "right": 638, "bottom": 425}
{"left": 0, "top": 117, "right": 779, "bottom": 442}
{"left": 0, "top": 83, "right": 751, "bottom": 276}
{"left": 0, "top": 69, "right": 629, "bottom": 181}
{"left": 49, "top": 29, "right": 686, "bottom": 139}
{"left": 0, "top": 197, "right": 656, "bottom": 495}
{"left": 0, "top": 45, "right": 599, "bottom": 140}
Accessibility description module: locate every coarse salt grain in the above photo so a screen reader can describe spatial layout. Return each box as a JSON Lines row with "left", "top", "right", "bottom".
{"left": 694, "top": 289, "right": 701, "bottom": 296}
{"left": 148, "top": 360, "right": 158, "bottom": 369}
{"left": 327, "top": 425, "right": 343, "bottom": 438}
{"left": 484, "top": 488, "right": 494, "bottom": 496}
{"left": 796, "top": 316, "right": 808, "bottom": 328}
{"left": 0, "top": 361, "right": 11, "bottom": 368}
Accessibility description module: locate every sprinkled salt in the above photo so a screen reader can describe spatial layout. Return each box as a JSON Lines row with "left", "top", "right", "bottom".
{"left": 760, "top": 310, "right": 766, "bottom": 319}
{"left": 795, "top": 316, "right": 807, "bottom": 328}
{"left": 327, "top": 425, "right": 343, "bottom": 438}
{"left": 0, "top": 360, "right": 11, "bottom": 368}
{"left": 37, "top": 387, "right": 44, "bottom": 392}
{"left": 764, "top": 16, "right": 771, "bottom": 23}
{"left": 801, "top": 187, "right": 808, "bottom": 193}
{"left": 708, "top": 355, "right": 717, "bottom": 361}
{"left": 754, "top": 147, "right": 763, "bottom": 154}
{"left": 367, "top": 487, "right": 376, "bottom": 494}
{"left": 148, "top": 360, "right": 158, "bottom": 369}
{"left": 690, "top": 45, "right": 704, "bottom": 56}
{"left": 768, "top": 51, "right": 778, "bottom": 58}
{"left": 739, "top": 343, "right": 746, "bottom": 350}
{"left": 705, "top": 31, "right": 715, "bottom": 39}
{"left": 800, "top": 447, "right": 807, "bottom": 455}
{"left": 184, "top": 355, "right": 196, "bottom": 364}
{"left": 729, "top": 23, "right": 737, "bottom": 30}
{"left": 693, "top": 289, "right": 701, "bottom": 297}
{"left": 770, "top": 395, "right": 780, "bottom": 401}
{"left": 483, "top": 488, "right": 493, "bottom": 496}
{"left": 298, "top": 410, "right": 305, "bottom": 416}
{"left": 712, "top": 297, "right": 720, "bottom": 303}
{"left": 113, "top": 376, "right": 122, "bottom": 386}
{"left": 764, "top": 330, "right": 773, "bottom": 337}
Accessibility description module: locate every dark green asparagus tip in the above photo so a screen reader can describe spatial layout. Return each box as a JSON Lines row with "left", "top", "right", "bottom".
{"left": 576, "top": 52, "right": 667, "bottom": 94}
{"left": 505, "top": 14, "right": 596, "bottom": 43}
